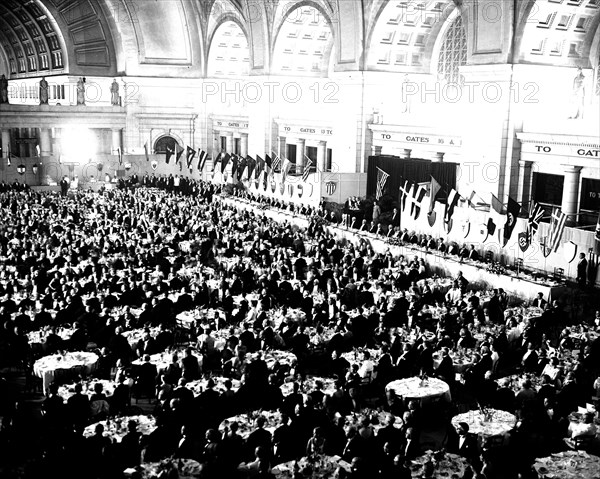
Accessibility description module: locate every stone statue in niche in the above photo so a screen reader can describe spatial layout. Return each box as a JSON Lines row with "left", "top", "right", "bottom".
{"left": 569, "top": 67, "right": 585, "bottom": 119}
{"left": 77, "top": 77, "right": 86, "bottom": 105}
{"left": 0, "top": 74, "right": 8, "bottom": 104}
{"left": 39, "top": 77, "right": 48, "bottom": 105}
{"left": 110, "top": 78, "right": 120, "bottom": 106}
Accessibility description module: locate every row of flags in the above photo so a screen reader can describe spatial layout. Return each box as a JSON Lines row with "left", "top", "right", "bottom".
{"left": 389, "top": 173, "right": 573, "bottom": 257}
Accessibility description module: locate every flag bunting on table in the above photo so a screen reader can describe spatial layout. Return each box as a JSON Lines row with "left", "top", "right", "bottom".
{"left": 548, "top": 208, "right": 567, "bottom": 254}
{"left": 409, "top": 183, "right": 427, "bottom": 220}
{"left": 375, "top": 167, "right": 389, "bottom": 200}
{"left": 185, "top": 146, "right": 196, "bottom": 169}
{"left": 502, "top": 197, "right": 521, "bottom": 247}
{"left": 302, "top": 157, "right": 313, "bottom": 182}
{"left": 197, "top": 150, "right": 207, "bottom": 171}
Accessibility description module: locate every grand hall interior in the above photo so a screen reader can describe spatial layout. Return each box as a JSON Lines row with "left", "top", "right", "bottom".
{"left": 0, "top": 1, "right": 600, "bottom": 478}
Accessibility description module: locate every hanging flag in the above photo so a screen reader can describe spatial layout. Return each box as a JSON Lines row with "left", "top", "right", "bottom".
{"left": 518, "top": 231, "right": 530, "bottom": 252}
{"left": 221, "top": 153, "right": 231, "bottom": 174}
{"left": 165, "top": 145, "right": 174, "bottom": 164}
{"left": 185, "top": 146, "right": 196, "bottom": 169}
{"left": 245, "top": 155, "right": 255, "bottom": 180}
{"left": 302, "top": 157, "right": 313, "bottom": 182}
{"left": 427, "top": 176, "right": 442, "bottom": 227}
{"left": 237, "top": 156, "right": 247, "bottom": 181}
{"left": 230, "top": 154, "right": 239, "bottom": 178}
{"left": 197, "top": 150, "right": 207, "bottom": 171}
{"left": 117, "top": 147, "right": 123, "bottom": 166}
{"left": 409, "top": 183, "right": 427, "bottom": 220}
{"left": 466, "top": 190, "right": 488, "bottom": 210}
{"left": 487, "top": 193, "right": 504, "bottom": 238}
{"left": 256, "top": 155, "right": 265, "bottom": 179}
{"left": 212, "top": 152, "right": 222, "bottom": 172}
{"left": 271, "top": 152, "right": 281, "bottom": 173}
{"left": 399, "top": 179, "right": 412, "bottom": 212}
{"left": 281, "top": 158, "right": 292, "bottom": 183}
{"left": 528, "top": 202, "right": 544, "bottom": 239}
{"left": 502, "top": 197, "right": 521, "bottom": 247}
{"left": 144, "top": 142, "right": 149, "bottom": 162}
{"left": 264, "top": 154, "right": 272, "bottom": 177}
{"left": 548, "top": 208, "right": 567, "bottom": 253}
{"left": 444, "top": 189, "right": 460, "bottom": 231}
{"left": 375, "top": 167, "right": 390, "bottom": 200}
{"left": 174, "top": 144, "right": 184, "bottom": 165}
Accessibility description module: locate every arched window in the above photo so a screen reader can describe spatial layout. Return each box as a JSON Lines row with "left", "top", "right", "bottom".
{"left": 437, "top": 15, "right": 467, "bottom": 84}
{"left": 207, "top": 21, "right": 249, "bottom": 77}
{"left": 154, "top": 136, "right": 178, "bottom": 154}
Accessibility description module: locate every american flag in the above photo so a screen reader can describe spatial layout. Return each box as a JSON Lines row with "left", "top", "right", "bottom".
{"left": 271, "top": 152, "right": 281, "bottom": 173}
{"left": 548, "top": 208, "right": 567, "bottom": 252}
{"left": 375, "top": 167, "right": 389, "bottom": 200}
{"left": 302, "top": 157, "right": 313, "bottom": 182}
{"left": 527, "top": 201, "right": 544, "bottom": 237}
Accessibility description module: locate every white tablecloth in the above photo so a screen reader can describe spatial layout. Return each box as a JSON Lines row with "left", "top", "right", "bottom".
{"left": 125, "top": 458, "right": 203, "bottom": 479}
{"left": 34, "top": 351, "right": 99, "bottom": 392}
{"left": 272, "top": 455, "right": 350, "bottom": 479}
{"left": 132, "top": 350, "right": 203, "bottom": 373}
{"left": 219, "top": 411, "right": 282, "bottom": 440}
{"left": 185, "top": 377, "right": 241, "bottom": 395}
{"left": 386, "top": 377, "right": 451, "bottom": 402}
{"left": 534, "top": 451, "right": 600, "bottom": 479}
{"left": 58, "top": 379, "right": 116, "bottom": 402}
{"left": 280, "top": 376, "right": 337, "bottom": 397}
{"left": 245, "top": 350, "right": 297, "bottom": 369}
{"left": 451, "top": 409, "right": 516, "bottom": 437}
{"left": 84, "top": 415, "right": 156, "bottom": 442}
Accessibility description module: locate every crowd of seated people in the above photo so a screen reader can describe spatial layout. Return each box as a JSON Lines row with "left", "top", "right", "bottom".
{"left": 0, "top": 178, "right": 598, "bottom": 479}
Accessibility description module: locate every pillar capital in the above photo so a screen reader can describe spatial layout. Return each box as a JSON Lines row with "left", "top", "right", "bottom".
{"left": 518, "top": 160, "right": 533, "bottom": 168}
{"left": 433, "top": 152, "right": 444, "bottom": 163}
{"left": 562, "top": 165, "right": 583, "bottom": 174}
{"left": 400, "top": 148, "right": 412, "bottom": 160}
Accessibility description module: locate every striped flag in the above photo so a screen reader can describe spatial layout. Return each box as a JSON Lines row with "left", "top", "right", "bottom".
{"left": 444, "top": 188, "right": 460, "bottom": 225}
{"left": 221, "top": 153, "right": 231, "bottom": 173}
{"left": 271, "top": 153, "right": 281, "bottom": 173}
{"left": 527, "top": 201, "right": 544, "bottom": 238}
{"left": 409, "top": 183, "right": 427, "bottom": 220}
{"left": 174, "top": 144, "right": 184, "bottom": 165}
{"left": 375, "top": 167, "right": 389, "bottom": 200}
{"left": 197, "top": 150, "right": 207, "bottom": 171}
{"left": 302, "top": 157, "right": 313, "bottom": 182}
{"left": 185, "top": 146, "right": 196, "bottom": 169}
{"left": 548, "top": 208, "right": 567, "bottom": 253}
{"left": 399, "top": 179, "right": 412, "bottom": 211}
{"left": 281, "top": 158, "right": 292, "bottom": 183}
{"left": 427, "top": 176, "right": 442, "bottom": 227}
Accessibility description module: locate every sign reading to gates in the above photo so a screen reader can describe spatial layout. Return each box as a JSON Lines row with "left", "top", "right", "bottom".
{"left": 214, "top": 119, "right": 249, "bottom": 130}
{"left": 374, "top": 130, "right": 462, "bottom": 147}
{"left": 279, "top": 124, "right": 333, "bottom": 138}
{"left": 522, "top": 143, "right": 600, "bottom": 158}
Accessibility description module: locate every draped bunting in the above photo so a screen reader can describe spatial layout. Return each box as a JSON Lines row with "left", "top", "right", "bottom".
{"left": 366, "top": 156, "right": 457, "bottom": 200}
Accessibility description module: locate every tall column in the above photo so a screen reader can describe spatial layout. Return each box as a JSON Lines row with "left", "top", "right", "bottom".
{"left": 561, "top": 165, "right": 582, "bottom": 226}
{"left": 371, "top": 145, "right": 382, "bottom": 157}
{"left": 111, "top": 128, "right": 122, "bottom": 155}
{"left": 39, "top": 128, "right": 52, "bottom": 156}
{"left": 296, "top": 139, "right": 305, "bottom": 172}
{"left": 517, "top": 160, "right": 533, "bottom": 206}
{"left": 240, "top": 133, "right": 248, "bottom": 158}
{"left": 279, "top": 136, "right": 286, "bottom": 159}
{"left": 433, "top": 152, "right": 444, "bottom": 163}
{"left": 225, "top": 132, "right": 233, "bottom": 153}
{"left": 1, "top": 129, "right": 9, "bottom": 158}
{"left": 318, "top": 140, "right": 328, "bottom": 172}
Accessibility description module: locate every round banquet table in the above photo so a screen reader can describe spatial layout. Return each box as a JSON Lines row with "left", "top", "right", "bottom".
{"left": 280, "top": 376, "right": 337, "bottom": 397}
{"left": 533, "top": 450, "right": 600, "bottom": 479}
{"left": 34, "top": 351, "right": 99, "bottom": 393}
{"left": 451, "top": 409, "right": 516, "bottom": 438}
{"left": 386, "top": 377, "right": 451, "bottom": 402}
{"left": 58, "top": 379, "right": 117, "bottom": 402}
{"left": 84, "top": 415, "right": 156, "bottom": 443}
{"left": 132, "top": 349, "right": 203, "bottom": 373}
{"left": 432, "top": 349, "right": 476, "bottom": 373}
{"left": 219, "top": 411, "right": 282, "bottom": 440}
{"left": 344, "top": 411, "right": 403, "bottom": 434}
{"left": 341, "top": 348, "right": 383, "bottom": 367}
{"left": 185, "top": 376, "right": 241, "bottom": 396}
{"left": 244, "top": 350, "right": 297, "bottom": 369}
{"left": 125, "top": 458, "right": 202, "bottom": 479}
{"left": 271, "top": 455, "right": 351, "bottom": 479}
{"left": 121, "top": 327, "right": 161, "bottom": 347}
{"left": 27, "top": 326, "right": 75, "bottom": 346}
{"left": 409, "top": 451, "right": 469, "bottom": 479}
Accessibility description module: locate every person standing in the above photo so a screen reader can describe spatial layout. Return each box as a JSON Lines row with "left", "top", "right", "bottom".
{"left": 577, "top": 252, "right": 588, "bottom": 289}
{"left": 39, "top": 77, "right": 48, "bottom": 105}
{"left": 372, "top": 201, "right": 381, "bottom": 227}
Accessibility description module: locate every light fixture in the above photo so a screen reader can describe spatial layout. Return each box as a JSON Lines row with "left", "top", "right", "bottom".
{"left": 32, "top": 164, "right": 38, "bottom": 175}
{"left": 17, "top": 164, "right": 26, "bottom": 175}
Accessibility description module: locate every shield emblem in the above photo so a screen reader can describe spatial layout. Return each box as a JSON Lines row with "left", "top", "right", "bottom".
{"left": 254, "top": 179, "right": 259, "bottom": 190}
{"left": 288, "top": 184, "right": 294, "bottom": 197}
{"left": 518, "top": 231, "right": 530, "bottom": 252}
{"left": 151, "top": 160, "right": 158, "bottom": 171}
{"left": 563, "top": 241, "right": 577, "bottom": 263}
{"left": 270, "top": 181, "right": 276, "bottom": 193}
{"left": 427, "top": 212, "right": 436, "bottom": 227}
{"left": 326, "top": 181, "right": 336, "bottom": 196}
{"left": 306, "top": 183, "right": 314, "bottom": 197}
{"left": 279, "top": 182, "right": 285, "bottom": 195}
{"left": 297, "top": 185, "right": 304, "bottom": 198}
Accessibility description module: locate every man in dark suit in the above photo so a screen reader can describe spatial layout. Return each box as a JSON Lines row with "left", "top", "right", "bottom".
{"left": 577, "top": 252, "right": 588, "bottom": 288}
{"left": 533, "top": 292, "right": 547, "bottom": 310}
{"left": 449, "top": 422, "right": 480, "bottom": 467}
